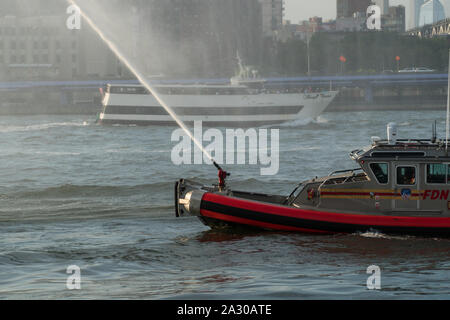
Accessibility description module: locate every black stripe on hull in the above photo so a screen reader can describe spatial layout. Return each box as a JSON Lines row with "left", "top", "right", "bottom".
{"left": 97, "top": 119, "right": 288, "bottom": 127}
{"left": 103, "top": 105, "right": 303, "bottom": 116}
{"left": 201, "top": 200, "right": 450, "bottom": 237}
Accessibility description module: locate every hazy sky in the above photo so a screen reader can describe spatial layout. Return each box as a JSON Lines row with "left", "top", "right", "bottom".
{"left": 284, "top": 0, "right": 409, "bottom": 22}
{"left": 284, "top": 0, "right": 449, "bottom": 28}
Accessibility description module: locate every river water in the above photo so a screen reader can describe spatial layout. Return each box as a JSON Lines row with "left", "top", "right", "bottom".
{"left": 1, "top": 110, "right": 450, "bottom": 299}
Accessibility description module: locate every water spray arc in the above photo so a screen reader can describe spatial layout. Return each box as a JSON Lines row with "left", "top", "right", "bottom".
{"left": 68, "top": 0, "right": 228, "bottom": 178}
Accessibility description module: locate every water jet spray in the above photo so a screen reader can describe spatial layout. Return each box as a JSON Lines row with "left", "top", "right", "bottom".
{"left": 67, "top": 0, "right": 228, "bottom": 179}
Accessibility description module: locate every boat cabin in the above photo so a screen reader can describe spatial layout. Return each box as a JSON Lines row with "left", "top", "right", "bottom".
{"left": 290, "top": 124, "right": 450, "bottom": 216}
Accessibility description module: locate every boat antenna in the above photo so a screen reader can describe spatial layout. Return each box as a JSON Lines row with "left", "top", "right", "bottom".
{"left": 447, "top": 48, "right": 450, "bottom": 153}
{"left": 236, "top": 51, "right": 244, "bottom": 75}
{"left": 432, "top": 120, "right": 437, "bottom": 143}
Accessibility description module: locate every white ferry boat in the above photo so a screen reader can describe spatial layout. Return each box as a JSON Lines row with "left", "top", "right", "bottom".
{"left": 97, "top": 59, "right": 337, "bottom": 126}
{"left": 97, "top": 82, "right": 338, "bottom": 127}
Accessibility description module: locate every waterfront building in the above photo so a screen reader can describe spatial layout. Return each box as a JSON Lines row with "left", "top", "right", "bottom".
{"left": 336, "top": 12, "right": 367, "bottom": 32}
{"left": 134, "top": 0, "right": 264, "bottom": 76}
{"left": 0, "top": 0, "right": 267, "bottom": 80}
{"left": 373, "top": 0, "right": 390, "bottom": 15}
{"left": 258, "top": 0, "right": 285, "bottom": 37}
{"left": 419, "top": 0, "right": 446, "bottom": 26}
{"left": 337, "top": 0, "right": 372, "bottom": 18}
{"left": 383, "top": 6, "right": 406, "bottom": 32}
{"left": 281, "top": 17, "right": 335, "bottom": 42}
{"left": 410, "top": 0, "right": 425, "bottom": 29}
{"left": 0, "top": 14, "right": 123, "bottom": 81}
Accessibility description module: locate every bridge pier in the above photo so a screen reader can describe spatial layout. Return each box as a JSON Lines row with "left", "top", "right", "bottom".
{"left": 364, "top": 86, "right": 373, "bottom": 104}
{"left": 60, "top": 91, "right": 69, "bottom": 105}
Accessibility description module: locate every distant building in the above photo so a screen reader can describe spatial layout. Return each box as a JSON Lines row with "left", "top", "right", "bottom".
{"left": 336, "top": 12, "right": 367, "bottom": 32}
{"left": 383, "top": 5, "right": 406, "bottom": 32}
{"left": 136, "top": 0, "right": 264, "bottom": 76}
{"left": 308, "top": 16, "right": 323, "bottom": 33}
{"left": 373, "top": 0, "right": 390, "bottom": 15}
{"left": 0, "top": 14, "right": 120, "bottom": 81}
{"left": 0, "top": 0, "right": 267, "bottom": 79}
{"left": 410, "top": 0, "right": 425, "bottom": 29}
{"left": 0, "top": 0, "right": 65, "bottom": 17}
{"left": 321, "top": 20, "right": 337, "bottom": 32}
{"left": 419, "top": 0, "right": 446, "bottom": 26}
{"left": 259, "top": 0, "right": 284, "bottom": 37}
{"left": 278, "top": 20, "right": 299, "bottom": 42}
{"left": 337, "top": 0, "right": 372, "bottom": 18}
{"left": 284, "top": 17, "right": 333, "bottom": 42}
{"left": 335, "top": 0, "right": 373, "bottom": 32}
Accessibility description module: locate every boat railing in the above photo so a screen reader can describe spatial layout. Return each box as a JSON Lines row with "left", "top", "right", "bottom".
{"left": 285, "top": 181, "right": 307, "bottom": 205}
{"left": 350, "top": 149, "right": 365, "bottom": 159}
{"left": 317, "top": 168, "right": 365, "bottom": 206}
{"left": 328, "top": 168, "right": 363, "bottom": 177}
{"left": 287, "top": 168, "right": 364, "bottom": 206}
{"left": 373, "top": 139, "right": 443, "bottom": 146}
{"left": 305, "top": 93, "right": 320, "bottom": 99}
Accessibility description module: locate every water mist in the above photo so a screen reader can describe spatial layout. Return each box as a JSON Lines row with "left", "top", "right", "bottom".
{"left": 67, "top": 0, "right": 216, "bottom": 164}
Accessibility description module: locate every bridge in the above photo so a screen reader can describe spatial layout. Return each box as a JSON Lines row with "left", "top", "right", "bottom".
{"left": 0, "top": 73, "right": 447, "bottom": 113}
{"left": 407, "top": 18, "right": 450, "bottom": 38}
{"left": 0, "top": 73, "right": 447, "bottom": 90}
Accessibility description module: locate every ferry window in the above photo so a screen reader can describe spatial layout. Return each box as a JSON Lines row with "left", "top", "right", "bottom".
{"left": 426, "top": 164, "right": 446, "bottom": 184}
{"left": 370, "top": 163, "right": 388, "bottom": 184}
{"left": 397, "top": 167, "right": 416, "bottom": 185}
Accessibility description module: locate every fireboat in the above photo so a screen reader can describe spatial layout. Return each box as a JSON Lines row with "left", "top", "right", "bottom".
{"left": 176, "top": 123, "right": 450, "bottom": 237}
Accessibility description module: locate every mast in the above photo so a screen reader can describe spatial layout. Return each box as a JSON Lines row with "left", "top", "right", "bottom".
{"left": 447, "top": 48, "right": 450, "bottom": 153}
{"left": 306, "top": 30, "right": 311, "bottom": 77}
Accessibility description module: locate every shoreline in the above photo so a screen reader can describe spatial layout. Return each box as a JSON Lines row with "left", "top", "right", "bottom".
{"left": 326, "top": 103, "right": 445, "bottom": 112}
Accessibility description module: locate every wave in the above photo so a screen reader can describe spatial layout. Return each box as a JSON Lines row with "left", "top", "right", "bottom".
{"left": 33, "top": 151, "right": 82, "bottom": 156}
{"left": 0, "top": 121, "right": 90, "bottom": 133}
{"left": 0, "top": 202, "right": 175, "bottom": 222}
{"left": 105, "top": 148, "right": 170, "bottom": 154}
{"left": 273, "top": 115, "right": 330, "bottom": 128}
{"left": 281, "top": 146, "right": 322, "bottom": 152}
{"left": 357, "top": 230, "right": 413, "bottom": 241}
{"left": 314, "top": 115, "right": 329, "bottom": 124}
{"left": 276, "top": 117, "right": 314, "bottom": 128}
{"left": 3, "top": 177, "right": 297, "bottom": 200}
{"left": 7, "top": 182, "right": 175, "bottom": 199}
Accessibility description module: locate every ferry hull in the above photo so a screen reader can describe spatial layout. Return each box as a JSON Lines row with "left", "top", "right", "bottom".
{"left": 99, "top": 91, "right": 338, "bottom": 126}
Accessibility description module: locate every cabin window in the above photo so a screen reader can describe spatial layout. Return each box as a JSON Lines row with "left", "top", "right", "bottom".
{"left": 396, "top": 166, "right": 416, "bottom": 185}
{"left": 370, "top": 163, "right": 388, "bottom": 184}
{"left": 448, "top": 165, "right": 450, "bottom": 184}
{"left": 426, "top": 164, "right": 447, "bottom": 184}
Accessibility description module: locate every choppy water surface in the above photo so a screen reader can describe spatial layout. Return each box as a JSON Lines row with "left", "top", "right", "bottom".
{"left": 1, "top": 111, "right": 450, "bottom": 299}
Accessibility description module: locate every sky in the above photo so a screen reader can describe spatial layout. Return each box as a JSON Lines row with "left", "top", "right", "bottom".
{"left": 284, "top": 0, "right": 450, "bottom": 29}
